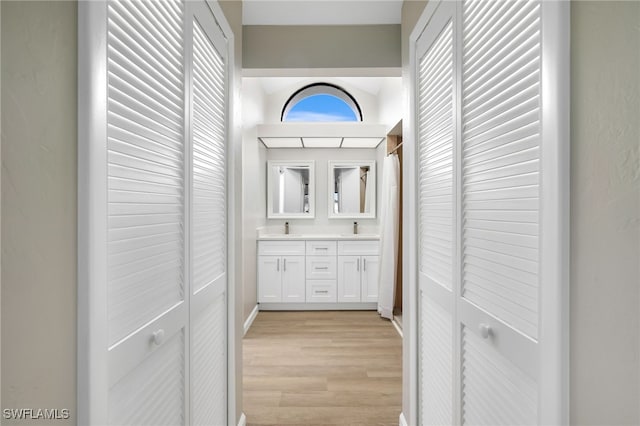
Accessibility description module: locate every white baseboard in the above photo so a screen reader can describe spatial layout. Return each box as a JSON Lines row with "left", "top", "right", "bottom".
{"left": 243, "top": 304, "right": 259, "bottom": 336}
{"left": 391, "top": 317, "right": 403, "bottom": 338}
{"left": 399, "top": 412, "right": 408, "bottom": 426}
{"left": 237, "top": 413, "right": 246, "bottom": 426}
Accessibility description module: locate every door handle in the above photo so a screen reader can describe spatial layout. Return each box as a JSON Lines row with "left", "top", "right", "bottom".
{"left": 277, "top": 258, "right": 280, "bottom": 271}
{"left": 363, "top": 258, "right": 367, "bottom": 271}
{"left": 479, "top": 323, "right": 492, "bottom": 339}
{"left": 152, "top": 329, "right": 165, "bottom": 346}
{"left": 357, "top": 258, "right": 360, "bottom": 271}
{"left": 284, "top": 258, "right": 287, "bottom": 271}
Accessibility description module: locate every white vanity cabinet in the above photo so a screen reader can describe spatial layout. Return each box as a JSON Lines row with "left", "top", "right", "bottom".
{"left": 305, "top": 241, "right": 337, "bottom": 302}
{"left": 257, "top": 237, "right": 379, "bottom": 310}
{"left": 337, "top": 241, "right": 380, "bottom": 303}
{"left": 257, "top": 241, "right": 306, "bottom": 303}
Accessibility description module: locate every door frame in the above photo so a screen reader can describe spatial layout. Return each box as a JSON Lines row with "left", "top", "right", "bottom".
{"left": 77, "top": 1, "right": 239, "bottom": 424}
{"left": 404, "top": 1, "right": 570, "bottom": 424}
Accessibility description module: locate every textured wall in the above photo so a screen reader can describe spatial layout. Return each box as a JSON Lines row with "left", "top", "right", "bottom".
{"left": 1, "top": 1, "right": 77, "bottom": 424}
{"left": 570, "top": 2, "right": 640, "bottom": 424}
{"left": 243, "top": 25, "right": 401, "bottom": 69}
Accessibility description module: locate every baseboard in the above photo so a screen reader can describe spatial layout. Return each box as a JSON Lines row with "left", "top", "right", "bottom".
{"left": 258, "top": 302, "right": 377, "bottom": 311}
{"left": 243, "top": 304, "right": 259, "bottom": 336}
{"left": 391, "top": 317, "right": 403, "bottom": 338}
{"left": 399, "top": 412, "right": 408, "bottom": 426}
{"left": 237, "top": 413, "right": 246, "bottom": 426}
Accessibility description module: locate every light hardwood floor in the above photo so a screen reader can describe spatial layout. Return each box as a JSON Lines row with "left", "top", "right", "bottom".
{"left": 243, "top": 311, "right": 402, "bottom": 426}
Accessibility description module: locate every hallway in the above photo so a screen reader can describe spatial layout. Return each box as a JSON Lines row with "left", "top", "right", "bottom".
{"left": 243, "top": 311, "right": 402, "bottom": 425}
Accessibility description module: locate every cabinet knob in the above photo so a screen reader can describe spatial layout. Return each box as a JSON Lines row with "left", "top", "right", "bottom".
{"left": 152, "top": 329, "right": 165, "bottom": 345}
{"left": 478, "top": 323, "right": 491, "bottom": 339}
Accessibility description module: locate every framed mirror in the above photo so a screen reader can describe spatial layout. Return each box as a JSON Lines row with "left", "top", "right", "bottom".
{"left": 267, "top": 161, "right": 315, "bottom": 219}
{"left": 328, "top": 160, "right": 376, "bottom": 219}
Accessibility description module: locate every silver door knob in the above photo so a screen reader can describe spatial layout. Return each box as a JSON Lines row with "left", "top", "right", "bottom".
{"left": 479, "top": 323, "right": 491, "bottom": 339}
{"left": 152, "top": 329, "right": 165, "bottom": 345}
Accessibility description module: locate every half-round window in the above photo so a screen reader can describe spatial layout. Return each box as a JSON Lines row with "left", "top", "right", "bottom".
{"left": 281, "top": 83, "right": 363, "bottom": 122}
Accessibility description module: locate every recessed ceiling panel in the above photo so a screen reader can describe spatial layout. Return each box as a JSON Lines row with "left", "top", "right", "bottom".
{"left": 341, "top": 137, "right": 384, "bottom": 148}
{"left": 259, "top": 137, "right": 303, "bottom": 148}
{"left": 302, "top": 138, "right": 343, "bottom": 148}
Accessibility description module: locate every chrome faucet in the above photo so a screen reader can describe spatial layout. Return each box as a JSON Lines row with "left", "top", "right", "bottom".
{"left": 285, "top": 222, "right": 289, "bottom": 235}
{"left": 353, "top": 221, "right": 358, "bottom": 235}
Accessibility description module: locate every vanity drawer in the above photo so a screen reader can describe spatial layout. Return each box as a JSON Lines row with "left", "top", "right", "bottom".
{"left": 306, "top": 240, "right": 337, "bottom": 256}
{"left": 306, "top": 256, "right": 337, "bottom": 279}
{"left": 306, "top": 280, "right": 337, "bottom": 303}
{"left": 258, "top": 240, "right": 306, "bottom": 256}
{"left": 337, "top": 240, "right": 380, "bottom": 256}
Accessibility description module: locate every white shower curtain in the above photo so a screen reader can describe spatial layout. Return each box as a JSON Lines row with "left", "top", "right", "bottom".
{"left": 377, "top": 153, "right": 400, "bottom": 320}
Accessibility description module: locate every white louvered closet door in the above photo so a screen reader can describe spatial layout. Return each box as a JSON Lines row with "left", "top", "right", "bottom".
{"left": 106, "top": 0, "right": 188, "bottom": 423}
{"left": 458, "top": 1, "right": 542, "bottom": 423}
{"left": 416, "top": 3, "right": 456, "bottom": 425}
{"left": 79, "top": 0, "right": 231, "bottom": 424}
{"left": 414, "top": 0, "right": 568, "bottom": 425}
{"left": 188, "top": 2, "right": 228, "bottom": 425}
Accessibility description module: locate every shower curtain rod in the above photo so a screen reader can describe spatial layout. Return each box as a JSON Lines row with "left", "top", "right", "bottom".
{"left": 387, "top": 142, "right": 404, "bottom": 156}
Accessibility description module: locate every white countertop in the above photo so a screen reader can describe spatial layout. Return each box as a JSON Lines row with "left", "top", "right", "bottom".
{"left": 257, "top": 233, "right": 379, "bottom": 241}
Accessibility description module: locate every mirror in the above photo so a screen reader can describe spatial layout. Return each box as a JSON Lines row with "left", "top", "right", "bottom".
{"left": 328, "top": 160, "right": 376, "bottom": 219}
{"left": 267, "top": 161, "right": 315, "bottom": 219}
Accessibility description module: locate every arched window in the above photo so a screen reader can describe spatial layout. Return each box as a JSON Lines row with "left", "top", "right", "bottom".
{"left": 281, "top": 83, "right": 363, "bottom": 122}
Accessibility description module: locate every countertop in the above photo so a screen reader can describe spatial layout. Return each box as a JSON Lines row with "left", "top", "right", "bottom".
{"left": 257, "top": 233, "right": 380, "bottom": 241}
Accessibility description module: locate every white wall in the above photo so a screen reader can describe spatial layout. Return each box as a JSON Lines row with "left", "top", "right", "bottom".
{"left": 217, "top": 2, "right": 244, "bottom": 423}
{"left": 378, "top": 78, "right": 403, "bottom": 131}
{"left": 400, "top": 1, "right": 428, "bottom": 421}
{"left": 1, "top": 1, "right": 77, "bottom": 422}
{"left": 241, "top": 78, "right": 267, "bottom": 323}
{"left": 570, "top": 2, "right": 640, "bottom": 424}
{"left": 265, "top": 147, "right": 385, "bottom": 234}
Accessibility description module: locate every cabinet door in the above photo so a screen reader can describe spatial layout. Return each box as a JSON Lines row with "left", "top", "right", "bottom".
{"left": 282, "top": 256, "right": 305, "bottom": 303}
{"left": 258, "top": 256, "right": 282, "bottom": 303}
{"left": 337, "top": 256, "right": 361, "bottom": 302}
{"left": 361, "top": 256, "right": 379, "bottom": 303}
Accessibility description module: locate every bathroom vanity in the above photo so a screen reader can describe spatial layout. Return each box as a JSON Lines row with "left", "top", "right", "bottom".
{"left": 257, "top": 234, "right": 380, "bottom": 310}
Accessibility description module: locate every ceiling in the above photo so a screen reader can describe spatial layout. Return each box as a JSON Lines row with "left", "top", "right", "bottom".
{"left": 242, "top": 0, "right": 403, "bottom": 26}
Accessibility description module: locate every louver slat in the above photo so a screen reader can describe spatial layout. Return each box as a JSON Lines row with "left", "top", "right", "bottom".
{"left": 461, "top": 327, "right": 537, "bottom": 425}
{"left": 420, "top": 291, "right": 453, "bottom": 425}
{"left": 107, "top": 0, "right": 185, "bottom": 346}
{"left": 192, "top": 294, "right": 226, "bottom": 426}
{"left": 417, "top": 11, "right": 456, "bottom": 426}
{"left": 461, "top": 0, "right": 541, "bottom": 339}
{"left": 191, "top": 20, "right": 227, "bottom": 294}
{"left": 109, "top": 330, "right": 185, "bottom": 426}
{"left": 418, "top": 21, "right": 455, "bottom": 292}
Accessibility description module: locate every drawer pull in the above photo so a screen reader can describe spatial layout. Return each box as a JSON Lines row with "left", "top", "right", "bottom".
{"left": 315, "top": 247, "right": 328, "bottom": 250}
{"left": 315, "top": 267, "right": 329, "bottom": 270}
{"left": 315, "top": 290, "right": 329, "bottom": 294}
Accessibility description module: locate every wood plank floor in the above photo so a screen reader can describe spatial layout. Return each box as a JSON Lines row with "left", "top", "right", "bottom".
{"left": 243, "top": 311, "right": 402, "bottom": 426}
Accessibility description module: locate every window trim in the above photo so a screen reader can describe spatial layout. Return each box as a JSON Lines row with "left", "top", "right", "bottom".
{"left": 281, "top": 82, "right": 363, "bottom": 122}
